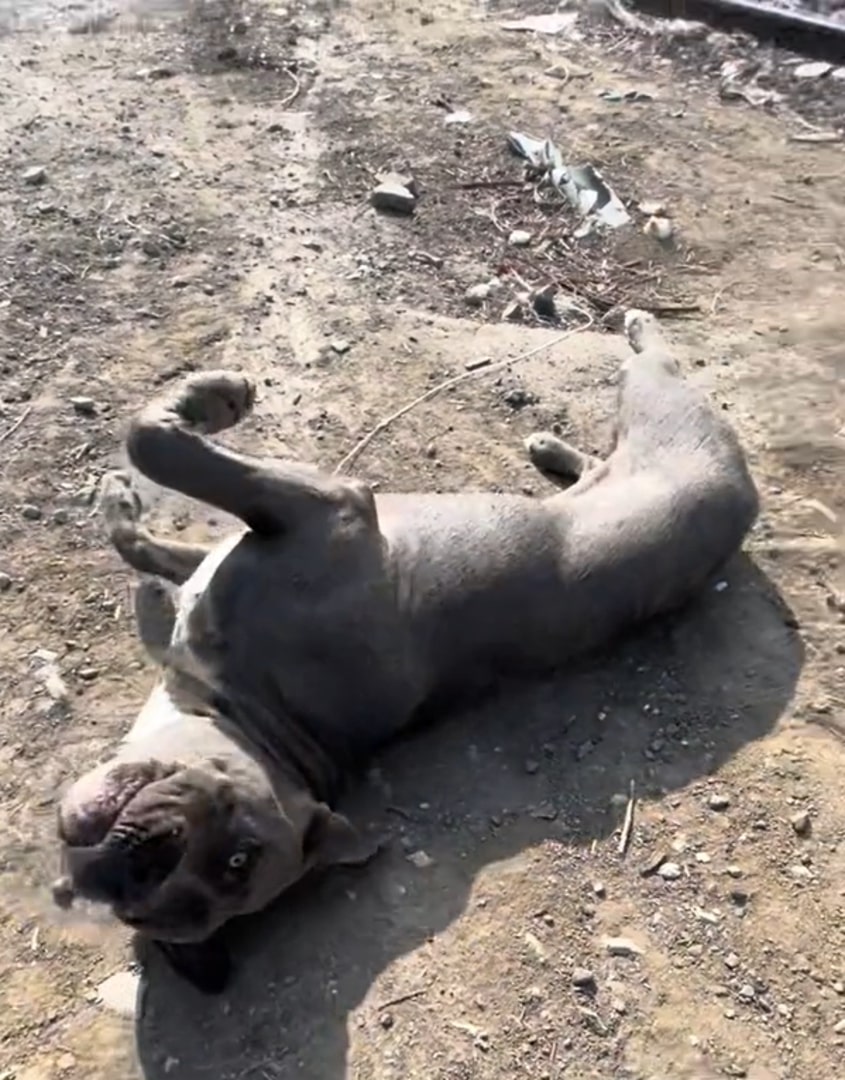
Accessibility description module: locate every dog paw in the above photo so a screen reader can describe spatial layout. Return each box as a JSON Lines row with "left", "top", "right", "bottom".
{"left": 174, "top": 370, "right": 256, "bottom": 434}
{"left": 99, "top": 469, "right": 142, "bottom": 530}
{"left": 525, "top": 432, "right": 587, "bottom": 481}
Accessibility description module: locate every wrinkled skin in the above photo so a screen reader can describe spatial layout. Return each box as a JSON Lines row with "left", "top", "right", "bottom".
{"left": 54, "top": 311, "right": 759, "bottom": 992}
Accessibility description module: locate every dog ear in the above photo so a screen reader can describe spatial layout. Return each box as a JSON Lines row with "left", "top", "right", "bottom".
{"left": 302, "top": 803, "right": 386, "bottom": 870}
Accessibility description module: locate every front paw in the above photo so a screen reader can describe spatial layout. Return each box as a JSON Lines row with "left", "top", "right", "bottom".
{"left": 99, "top": 469, "right": 142, "bottom": 530}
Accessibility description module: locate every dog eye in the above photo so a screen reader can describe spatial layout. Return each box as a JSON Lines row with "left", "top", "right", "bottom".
{"left": 228, "top": 851, "right": 248, "bottom": 870}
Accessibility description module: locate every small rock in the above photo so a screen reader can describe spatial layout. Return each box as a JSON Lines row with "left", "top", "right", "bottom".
{"left": 503, "top": 387, "right": 536, "bottom": 409}
{"left": 657, "top": 862, "right": 682, "bottom": 880}
{"left": 78, "top": 667, "right": 99, "bottom": 681}
{"left": 524, "top": 758, "right": 540, "bottom": 775}
{"left": 604, "top": 936, "right": 642, "bottom": 957}
{"left": 379, "top": 1011, "right": 394, "bottom": 1030}
{"left": 0, "top": 572, "right": 12, "bottom": 592}
{"left": 52, "top": 509, "right": 69, "bottom": 526}
{"left": 21, "top": 504, "right": 42, "bottom": 521}
{"left": 70, "top": 396, "right": 97, "bottom": 416}
{"left": 725, "top": 952, "right": 740, "bottom": 970}
{"left": 644, "top": 215, "right": 674, "bottom": 242}
{"left": 611, "top": 997, "right": 627, "bottom": 1015}
{"left": 371, "top": 181, "right": 416, "bottom": 215}
{"left": 96, "top": 971, "right": 140, "bottom": 1017}
{"left": 726, "top": 865, "right": 743, "bottom": 878}
{"left": 794, "top": 61, "right": 832, "bottom": 79}
{"left": 406, "top": 850, "right": 434, "bottom": 869}
{"left": 22, "top": 165, "right": 47, "bottom": 186}
{"left": 465, "top": 282, "right": 492, "bottom": 306}
{"left": 508, "top": 229, "right": 532, "bottom": 247}
{"left": 835, "top": 1018, "right": 845, "bottom": 1034}
{"left": 790, "top": 810, "right": 811, "bottom": 836}
{"left": 833, "top": 981, "right": 844, "bottom": 995}
{"left": 592, "top": 881, "right": 606, "bottom": 898}
{"left": 738, "top": 984, "right": 755, "bottom": 1002}
{"left": 571, "top": 967, "right": 595, "bottom": 989}
{"left": 57, "top": 1052, "right": 76, "bottom": 1071}
{"left": 330, "top": 339, "right": 351, "bottom": 355}
{"left": 708, "top": 792, "right": 731, "bottom": 811}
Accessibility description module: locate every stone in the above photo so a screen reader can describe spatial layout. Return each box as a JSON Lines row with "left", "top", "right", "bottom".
{"left": 406, "top": 850, "right": 434, "bottom": 869}
{"left": 790, "top": 810, "right": 811, "bottom": 836}
{"left": 524, "top": 758, "right": 540, "bottom": 775}
{"left": 96, "top": 971, "right": 140, "bottom": 1017}
{"left": 571, "top": 967, "right": 595, "bottom": 989}
{"left": 604, "top": 937, "right": 642, "bottom": 957}
{"left": 330, "top": 339, "right": 351, "bottom": 355}
{"left": 508, "top": 229, "right": 532, "bottom": 246}
{"left": 465, "top": 282, "right": 492, "bottom": 306}
{"left": 725, "top": 952, "right": 740, "bottom": 970}
{"left": 21, "top": 504, "right": 42, "bottom": 521}
{"left": 22, "top": 165, "right": 47, "bottom": 186}
{"left": 657, "top": 862, "right": 682, "bottom": 880}
{"left": 70, "top": 396, "right": 97, "bottom": 416}
{"left": 0, "top": 573, "right": 12, "bottom": 592}
{"left": 371, "top": 181, "right": 416, "bottom": 215}
{"left": 708, "top": 792, "right": 731, "bottom": 811}
{"left": 834, "top": 1018, "right": 845, "bottom": 1034}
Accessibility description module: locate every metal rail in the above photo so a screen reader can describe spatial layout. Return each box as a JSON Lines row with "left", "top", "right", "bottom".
{"left": 630, "top": 0, "right": 845, "bottom": 64}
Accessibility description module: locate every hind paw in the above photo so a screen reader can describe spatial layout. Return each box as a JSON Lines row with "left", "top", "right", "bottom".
{"left": 525, "top": 432, "right": 594, "bottom": 482}
{"left": 174, "top": 370, "right": 256, "bottom": 434}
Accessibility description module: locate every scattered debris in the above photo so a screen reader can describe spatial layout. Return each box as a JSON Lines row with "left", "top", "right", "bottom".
{"left": 618, "top": 779, "right": 637, "bottom": 856}
{"left": 600, "top": 0, "right": 707, "bottom": 40}
{"left": 32, "top": 648, "right": 68, "bottom": 701}
{"left": 444, "top": 109, "right": 474, "bottom": 125}
{"left": 499, "top": 13, "right": 579, "bottom": 36}
{"left": 598, "top": 88, "right": 654, "bottom": 103}
{"left": 507, "top": 131, "right": 630, "bottom": 236}
{"left": 96, "top": 971, "right": 141, "bottom": 1018}
{"left": 719, "top": 60, "right": 782, "bottom": 109}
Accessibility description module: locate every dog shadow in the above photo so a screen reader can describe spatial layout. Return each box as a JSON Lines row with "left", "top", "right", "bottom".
{"left": 135, "top": 552, "right": 802, "bottom": 1080}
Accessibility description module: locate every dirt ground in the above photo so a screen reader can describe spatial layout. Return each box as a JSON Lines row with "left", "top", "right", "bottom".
{"left": 0, "top": 1, "right": 844, "bottom": 1078}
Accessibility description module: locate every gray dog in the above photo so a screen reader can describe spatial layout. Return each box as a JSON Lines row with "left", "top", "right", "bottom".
{"left": 53, "top": 311, "right": 758, "bottom": 992}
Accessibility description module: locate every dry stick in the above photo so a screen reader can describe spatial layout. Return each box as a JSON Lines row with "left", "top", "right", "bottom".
{"left": 617, "top": 779, "right": 637, "bottom": 856}
{"left": 333, "top": 316, "right": 594, "bottom": 474}
{"left": 0, "top": 405, "right": 33, "bottom": 445}
{"left": 378, "top": 988, "right": 427, "bottom": 1011}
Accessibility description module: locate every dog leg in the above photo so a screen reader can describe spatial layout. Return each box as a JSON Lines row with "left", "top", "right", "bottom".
{"left": 524, "top": 431, "right": 602, "bottom": 488}
{"left": 133, "top": 578, "right": 178, "bottom": 664}
{"left": 126, "top": 370, "right": 376, "bottom": 536}
{"left": 100, "top": 470, "right": 212, "bottom": 586}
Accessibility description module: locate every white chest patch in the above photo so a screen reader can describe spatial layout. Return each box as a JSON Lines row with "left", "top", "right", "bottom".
{"left": 171, "top": 531, "right": 245, "bottom": 649}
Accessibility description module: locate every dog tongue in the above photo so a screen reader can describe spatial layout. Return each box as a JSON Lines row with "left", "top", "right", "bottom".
{"left": 59, "top": 761, "right": 171, "bottom": 847}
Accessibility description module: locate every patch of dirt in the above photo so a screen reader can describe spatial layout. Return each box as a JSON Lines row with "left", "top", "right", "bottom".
{"left": 0, "top": 2, "right": 843, "bottom": 1079}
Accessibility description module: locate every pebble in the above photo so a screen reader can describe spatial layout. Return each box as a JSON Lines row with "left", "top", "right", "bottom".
{"left": 0, "top": 573, "right": 11, "bottom": 592}
{"left": 738, "top": 984, "right": 755, "bottom": 1001}
{"left": 96, "top": 971, "right": 140, "bottom": 1017}
{"left": 370, "top": 181, "right": 416, "bottom": 215}
{"left": 725, "top": 952, "right": 740, "bottom": 970}
{"left": 524, "top": 758, "right": 540, "bottom": 775}
{"left": 657, "top": 862, "right": 682, "bottom": 880}
{"left": 790, "top": 810, "right": 811, "bottom": 836}
{"left": 571, "top": 967, "right": 595, "bottom": 989}
{"left": 465, "top": 282, "right": 492, "bottom": 306}
{"left": 52, "top": 508, "right": 70, "bottom": 525}
{"left": 794, "top": 61, "right": 832, "bottom": 79}
{"left": 604, "top": 936, "right": 642, "bottom": 957}
{"left": 330, "top": 339, "right": 351, "bottom": 355}
{"left": 834, "top": 1018, "right": 845, "bottom": 1034}
{"left": 406, "top": 850, "right": 434, "bottom": 869}
{"left": 22, "top": 165, "right": 47, "bottom": 186}
{"left": 379, "top": 1011, "right": 394, "bottom": 1029}
{"left": 78, "top": 667, "right": 99, "bottom": 681}
{"left": 70, "top": 396, "right": 97, "bottom": 416}
{"left": 708, "top": 792, "right": 731, "bottom": 811}
{"left": 21, "top": 504, "right": 42, "bottom": 521}
{"left": 508, "top": 229, "right": 532, "bottom": 246}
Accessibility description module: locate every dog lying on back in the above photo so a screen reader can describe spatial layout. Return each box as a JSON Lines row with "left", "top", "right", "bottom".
{"left": 53, "top": 311, "right": 758, "bottom": 992}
